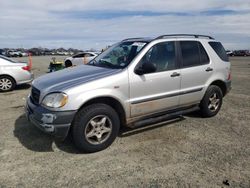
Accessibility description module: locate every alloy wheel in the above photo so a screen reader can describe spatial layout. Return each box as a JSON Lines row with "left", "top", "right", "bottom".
{"left": 84, "top": 115, "right": 112, "bottom": 145}
{"left": 0, "top": 78, "right": 12, "bottom": 91}
{"left": 208, "top": 93, "right": 220, "bottom": 112}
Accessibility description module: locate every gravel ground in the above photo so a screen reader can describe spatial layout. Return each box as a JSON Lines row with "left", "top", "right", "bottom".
{"left": 0, "top": 56, "right": 249, "bottom": 187}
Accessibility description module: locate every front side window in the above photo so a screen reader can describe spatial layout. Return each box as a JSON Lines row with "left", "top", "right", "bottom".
{"left": 88, "top": 41, "right": 147, "bottom": 69}
{"left": 180, "top": 41, "right": 209, "bottom": 68}
{"left": 138, "top": 41, "right": 176, "bottom": 73}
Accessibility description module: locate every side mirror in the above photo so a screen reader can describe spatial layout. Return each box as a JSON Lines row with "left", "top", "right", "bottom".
{"left": 135, "top": 62, "right": 156, "bottom": 75}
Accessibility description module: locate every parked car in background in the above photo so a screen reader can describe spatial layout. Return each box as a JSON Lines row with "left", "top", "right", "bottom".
{"left": 0, "top": 49, "right": 6, "bottom": 56}
{"left": 20, "top": 52, "right": 29, "bottom": 57}
{"left": 233, "top": 50, "right": 250, "bottom": 56}
{"left": 226, "top": 50, "right": 233, "bottom": 56}
{"left": 7, "top": 50, "right": 22, "bottom": 57}
{"left": 64, "top": 52, "right": 100, "bottom": 67}
{"left": 0, "top": 55, "right": 33, "bottom": 91}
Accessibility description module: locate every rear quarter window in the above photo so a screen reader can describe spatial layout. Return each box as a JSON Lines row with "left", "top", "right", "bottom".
{"left": 209, "top": 42, "right": 229, "bottom": 61}
{"left": 0, "top": 55, "right": 17, "bottom": 63}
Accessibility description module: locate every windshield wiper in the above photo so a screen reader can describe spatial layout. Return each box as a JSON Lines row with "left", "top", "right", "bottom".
{"left": 97, "top": 59, "right": 116, "bottom": 69}
{"left": 102, "top": 60, "right": 123, "bottom": 69}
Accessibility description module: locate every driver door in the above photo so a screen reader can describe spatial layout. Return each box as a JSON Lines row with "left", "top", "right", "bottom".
{"left": 129, "top": 41, "right": 181, "bottom": 117}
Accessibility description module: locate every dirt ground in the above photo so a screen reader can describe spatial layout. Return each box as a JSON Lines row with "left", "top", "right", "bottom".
{"left": 0, "top": 56, "right": 249, "bottom": 187}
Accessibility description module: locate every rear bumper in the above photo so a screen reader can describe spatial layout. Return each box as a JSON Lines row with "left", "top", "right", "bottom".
{"left": 16, "top": 72, "right": 34, "bottom": 85}
{"left": 25, "top": 96, "right": 76, "bottom": 140}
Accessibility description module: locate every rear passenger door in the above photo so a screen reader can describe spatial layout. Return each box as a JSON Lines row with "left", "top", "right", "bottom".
{"left": 178, "top": 40, "right": 213, "bottom": 106}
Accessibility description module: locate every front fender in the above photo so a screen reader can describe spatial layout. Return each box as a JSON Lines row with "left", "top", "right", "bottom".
{"left": 67, "top": 88, "right": 130, "bottom": 118}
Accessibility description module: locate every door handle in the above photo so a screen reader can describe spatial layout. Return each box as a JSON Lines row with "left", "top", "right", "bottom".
{"left": 206, "top": 67, "right": 213, "bottom": 72}
{"left": 171, "top": 72, "right": 180, "bottom": 77}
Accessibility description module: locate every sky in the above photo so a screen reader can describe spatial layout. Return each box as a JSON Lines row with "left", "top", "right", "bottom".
{"left": 0, "top": 0, "right": 250, "bottom": 50}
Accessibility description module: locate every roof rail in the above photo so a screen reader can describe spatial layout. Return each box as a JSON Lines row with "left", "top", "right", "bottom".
{"left": 122, "top": 37, "right": 146, "bottom": 42}
{"left": 155, "top": 34, "right": 214, "bottom": 40}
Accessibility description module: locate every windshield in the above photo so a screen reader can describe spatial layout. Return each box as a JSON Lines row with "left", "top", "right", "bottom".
{"left": 0, "top": 55, "right": 18, "bottom": 63}
{"left": 88, "top": 41, "right": 148, "bottom": 69}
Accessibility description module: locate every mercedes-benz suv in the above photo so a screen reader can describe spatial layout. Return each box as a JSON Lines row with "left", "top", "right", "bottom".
{"left": 26, "top": 34, "right": 231, "bottom": 152}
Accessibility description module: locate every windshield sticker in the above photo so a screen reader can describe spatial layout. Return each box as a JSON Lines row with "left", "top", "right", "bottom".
{"left": 132, "top": 42, "right": 146, "bottom": 47}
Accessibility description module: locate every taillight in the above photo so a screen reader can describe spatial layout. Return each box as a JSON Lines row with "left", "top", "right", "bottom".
{"left": 22, "top": 65, "right": 30, "bottom": 71}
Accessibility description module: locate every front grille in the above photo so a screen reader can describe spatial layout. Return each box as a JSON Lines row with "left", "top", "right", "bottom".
{"left": 31, "top": 87, "right": 40, "bottom": 105}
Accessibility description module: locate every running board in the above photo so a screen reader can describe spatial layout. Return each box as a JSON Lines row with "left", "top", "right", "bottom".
{"left": 131, "top": 105, "right": 199, "bottom": 128}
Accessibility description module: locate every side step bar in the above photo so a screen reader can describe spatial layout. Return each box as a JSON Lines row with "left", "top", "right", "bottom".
{"left": 131, "top": 105, "right": 199, "bottom": 128}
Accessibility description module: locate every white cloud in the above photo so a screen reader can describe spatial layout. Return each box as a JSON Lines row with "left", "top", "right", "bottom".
{"left": 0, "top": 0, "right": 249, "bottom": 49}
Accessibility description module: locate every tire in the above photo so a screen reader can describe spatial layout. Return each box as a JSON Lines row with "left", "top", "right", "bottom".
{"left": 72, "top": 103, "right": 120, "bottom": 153}
{"left": 0, "top": 76, "right": 16, "bottom": 92}
{"left": 65, "top": 60, "right": 72, "bottom": 68}
{"left": 200, "top": 85, "right": 223, "bottom": 117}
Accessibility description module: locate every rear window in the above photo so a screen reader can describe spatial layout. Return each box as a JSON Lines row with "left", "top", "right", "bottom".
{"left": 209, "top": 42, "right": 229, "bottom": 61}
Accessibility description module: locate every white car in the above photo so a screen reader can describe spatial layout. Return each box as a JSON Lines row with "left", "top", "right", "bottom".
{"left": 21, "top": 52, "right": 29, "bottom": 57}
{"left": 0, "top": 55, "right": 33, "bottom": 91}
{"left": 7, "top": 50, "right": 22, "bottom": 57}
{"left": 64, "top": 52, "right": 100, "bottom": 67}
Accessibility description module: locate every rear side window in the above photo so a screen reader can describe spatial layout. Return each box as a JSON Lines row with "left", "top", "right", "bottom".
{"left": 198, "top": 42, "right": 210, "bottom": 64}
{"left": 73, "top": 53, "right": 85, "bottom": 58}
{"left": 180, "top": 41, "right": 209, "bottom": 68}
{"left": 0, "top": 55, "right": 17, "bottom": 63}
{"left": 209, "top": 42, "right": 229, "bottom": 61}
{"left": 84, "top": 53, "right": 94, "bottom": 57}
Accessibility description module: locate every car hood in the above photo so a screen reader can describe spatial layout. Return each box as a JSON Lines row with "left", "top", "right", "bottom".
{"left": 32, "top": 65, "right": 121, "bottom": 92}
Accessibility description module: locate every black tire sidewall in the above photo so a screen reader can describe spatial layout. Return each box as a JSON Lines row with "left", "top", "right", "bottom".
{"left": 72, "top": 104, "right": 120, "bottom": 153}
{"left": 200, "top": 85, "right": 223, "bottom": 117}
{"left": 65, "top": 60, "right": 72, "bottom": 68}
{"left": 0, "top": 76, "right": 16, "bottom": 92}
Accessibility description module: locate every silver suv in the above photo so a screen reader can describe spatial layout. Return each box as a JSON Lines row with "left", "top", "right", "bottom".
{"left": 26, "top": 34, "right": 231, "bottom": 152}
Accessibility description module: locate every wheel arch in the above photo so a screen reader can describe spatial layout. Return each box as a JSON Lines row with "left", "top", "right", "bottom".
{"left": 77, "top": 96, "right": 127, "bottom": 127}
{"left": 0, "top": 74, "right": 16, "bottom": 84}
{"left": 209, "top": 80, "right": 227, "bottom": 96}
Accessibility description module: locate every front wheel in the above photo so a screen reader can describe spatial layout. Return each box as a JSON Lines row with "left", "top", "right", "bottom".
{"left": 200, "top": 85, "right": 223, "bottom": 117}
{"left": 72, "top": 104, "right": 120, "bottom": 153}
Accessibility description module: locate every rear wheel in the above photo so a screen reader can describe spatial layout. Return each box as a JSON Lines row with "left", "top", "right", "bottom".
{"left": 200, "top": 85, "right": 223, "bottom": 117}
{"left": 72, "top": 103, "right": 120, "bottom": 153}
{"left": 0, "top": 76, "right": 16, "bottom": 92}
{"left": 65, "top": 60, "right": 72, "bottom": 68}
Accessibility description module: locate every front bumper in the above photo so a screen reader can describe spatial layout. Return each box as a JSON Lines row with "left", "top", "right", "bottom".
{"left": 25, "top": 96, "right": 77, "bottom": 140}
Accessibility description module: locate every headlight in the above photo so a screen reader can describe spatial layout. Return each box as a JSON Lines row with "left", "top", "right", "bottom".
{"left": 42, "top": 93, "right": 68, "bottom": 108}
